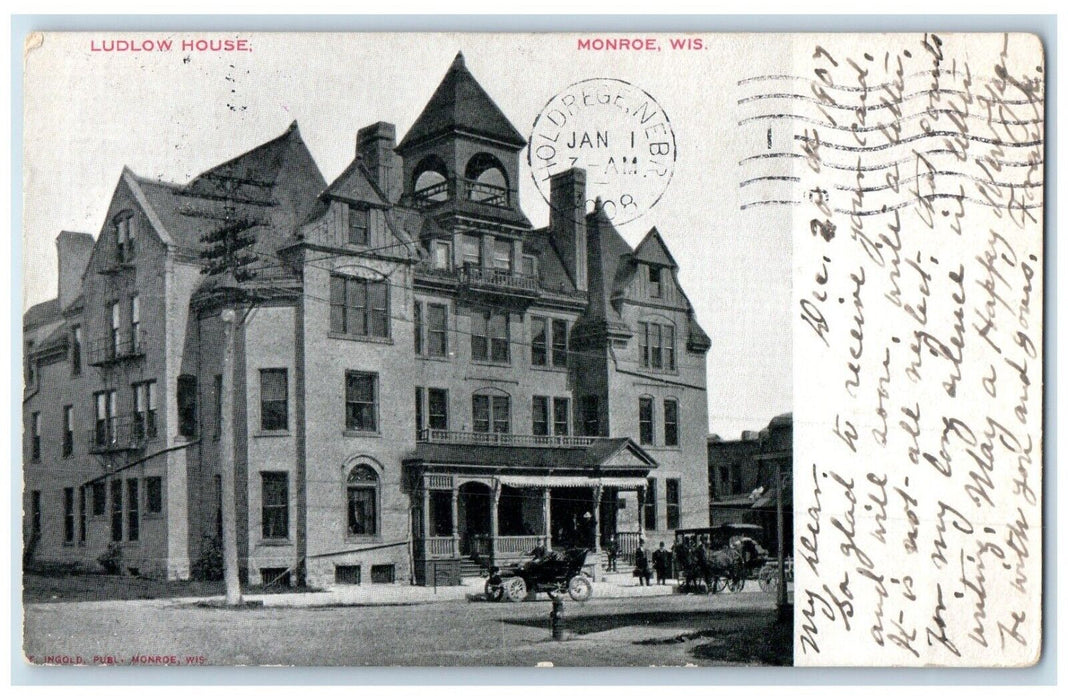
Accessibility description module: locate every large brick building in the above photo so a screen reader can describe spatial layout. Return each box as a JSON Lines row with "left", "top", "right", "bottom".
{"left": 23, "top": 53, "right": 711, "bottom": 587}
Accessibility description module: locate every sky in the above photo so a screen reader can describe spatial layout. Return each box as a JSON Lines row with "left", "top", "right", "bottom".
{"left": 22, "top": 32, "right": 792, "bottom": 438}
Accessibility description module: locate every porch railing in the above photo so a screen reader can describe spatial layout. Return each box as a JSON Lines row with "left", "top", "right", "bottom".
{"left": 495, "top": 536, "right": 543, "bottom": 556}
{"left": 616, "top": 531, "right": 643, "bottom": 565}
{"left": 417, "top": 429, "right": 598, "bottom": 448}
{"left": 418, "top": 536, "right": 456, "bottom": 559}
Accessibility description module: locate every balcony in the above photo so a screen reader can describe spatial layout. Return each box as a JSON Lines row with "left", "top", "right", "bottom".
{"left": 410, "top": 177, "right": 512, "bottom": 211}
{"left": 88, "top": 330, "right": 146, "bottom": 366}
{"left": 418, "top": 429, "right": 598, "bottom": 448}
{"left": 87, "top": 414, "right": 155, "bottom": 454}
{"left": 458, "top": 263, "right": 539, "bottom": 296}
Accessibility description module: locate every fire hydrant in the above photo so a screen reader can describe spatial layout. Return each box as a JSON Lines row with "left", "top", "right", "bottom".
{"left": 549, "top": 593, "right": 566, "bottom": 641}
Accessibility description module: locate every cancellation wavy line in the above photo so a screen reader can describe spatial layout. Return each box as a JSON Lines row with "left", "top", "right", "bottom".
{"left": 736, "top": 70, "right": 1042, "bottom": 95}
{"left": 739, "top": 108, "right": 1043, "bottom": 131}
{"left": 740, "top": 192, "right": 1043, "bottom": 214}
{"left": 738, "top": 171, "right": 1042, "bottom": 192}
{"left": 793, "top": 130, "right": 1042, "bottom": 153}
{"left": 737, "top": 89, "right": 1042, "bottom": 110}
{"left": 738, "top": 150, "right": 1044, "bottom": 171}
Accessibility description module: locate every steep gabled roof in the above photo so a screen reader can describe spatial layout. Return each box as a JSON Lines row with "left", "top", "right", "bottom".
{"left": 632, "top": 227, "right": 679, "bottom": 269}
{"left": 322, "top": 158, "right": 390, "bottom": 208}
{"left": 23, "top": 298, "right": 60, "bottom": 330}
{"left": 397, "top": 52, "right": 526, "bottom": 153}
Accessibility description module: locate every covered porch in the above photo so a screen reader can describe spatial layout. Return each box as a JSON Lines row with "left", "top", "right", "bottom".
{"left": 404, "top": 434, "right": 656, "bottom": 585}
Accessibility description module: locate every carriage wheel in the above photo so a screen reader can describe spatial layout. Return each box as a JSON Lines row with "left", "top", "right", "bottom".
{"left": 728, "top": 576, "right": 745, "bottom": 593}
{"left": 568, "top": 575, "right": 593, "bottom": 602}
{"left": 758, "top": 572, "right": 772, "bottom": 592}
{"left": 503, "top": 576, "right": 528, "bottom": 602}
{"left": 711, "top": 577, "right": 727, "bottom": 594}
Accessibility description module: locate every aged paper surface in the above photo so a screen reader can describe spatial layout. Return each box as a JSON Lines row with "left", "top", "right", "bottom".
{"left": 19, "top": 31, "right": 1042, "bottom": 668}
{"left": 787, "top": 33, "right": 1043, "bottom": 667}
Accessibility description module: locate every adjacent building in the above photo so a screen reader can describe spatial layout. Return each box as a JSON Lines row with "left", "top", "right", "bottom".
{"left": 707, "top": 413, "right": 792, "bottom": 556}
{"left": 23, "top": 53, "right": 712, "bottom": 587}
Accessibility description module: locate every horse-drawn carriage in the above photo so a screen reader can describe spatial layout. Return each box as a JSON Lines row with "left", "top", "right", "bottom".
{"left": 672, "top": 523, "right": 769, "bottom": 594}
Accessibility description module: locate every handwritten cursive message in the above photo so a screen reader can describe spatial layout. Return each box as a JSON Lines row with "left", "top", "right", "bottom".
{"left": 746, "top": 32, "right": 1043, "bottom": 667}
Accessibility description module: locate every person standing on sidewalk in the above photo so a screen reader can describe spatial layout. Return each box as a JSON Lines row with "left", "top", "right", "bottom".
{"left": 633, "top": 540, "right": 652, "bottom": 586}
{"left": 604, "top": 535, "right": 618, "bottom": 572}
{"left": 652, "top": 541, "right": 671, "bottom": 585}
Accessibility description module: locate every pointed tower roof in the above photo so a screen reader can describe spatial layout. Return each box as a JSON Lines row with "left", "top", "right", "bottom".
{"left": 397, "top": 52, "right": 526, "bottom": 153}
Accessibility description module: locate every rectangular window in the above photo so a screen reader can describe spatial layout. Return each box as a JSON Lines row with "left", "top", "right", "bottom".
{"left": 491, "top": 239, "right": 512, "bottom": 271}
{"left": 126, "top": 479, "right": 139, "bottom": 542}
{"left": 639, "top": 322, "right": 675, "bottom": 371}
{"left": 639, "top": 397, "right": 655, "bottom": 445}
{"left": 63, "top": 487, "right": 75, "bottom": 544}
{"left": 648, "top": 266, "right": 662, "bottom": 298}
{"left": 551, "top": 319, "right": 568, "bottom": 367}
{"left": 473, "top": 394, "right": 509, "bottom": 434}
{"left": 330, "top": 275, "right": 389, "bottom": 338}
{"left": 71, "top": 325, "right": 82, "bottom": 374}
{"left": 78, "top": 487, "right": 87, "bottom": 543}
{"left": 259, "top": 369, "right": 288, "bottom": 431}
{"left": 261, "top": 472, "right": 289, "bottom": 539}
{"left": 664, "top": 325, "right": 676, "bottom": 371}
{"left": 650, "top": 323, "right": 663, "bottom": 369}
{"left": 30, "top": 412, "right": 41, "bottom": 461}
{"left": 109, "top": 301, "right": 121, "bottom": 353}
{"left": 666, "top": 479, "right": 681, "bottom": 530}
{"left": 644, "top": 479, "right": 657, "bottom": 531}
{"left": 145, "top": 476, "right": 163, "bottom": 514}
{"left": 347, "top": 485, "right": 377, "bottom": 536}
{"left": 26, "top": 340, "right": 35, "bottom": 386}
{"left": 415, "top": 387, "right": 424, "bottom": 438}
{"left": 413, "top": 302, "right": 423, "bottom": 354}
{"left": 553, "top": 397, "right": 570, "bottom": 436}
{"left": 461, "top": 235, "right": 481, "bottom": 267}
{"left": 62, "top": 405, "right": 73, "bottom": 457}
{"left": 91, "top": 482, "right": 106, "bottom": 516}
{"left": 531, "top": 316, "right": 547, "bottom": 366}
{"left": 177, "top": 375, "right": 197, "bottom": 437}
{"left": 489, "top": 312, "right": 509, "bottom": 362}
{"left": 30, "top": 490, "right": 41, "bottom": 535}
{"left": 432, "top": 241, "right": 451, "bottom": 270}
{"left": 581, "top": 396, "right": 599, "bottom": 437}
{"left": 348, "top": 205, "right": 369, "bottom": 245}
{"left": 110, "top": 480, "right": 123, "bottom": 542}
{"left": 471, "top": 311, "right": 509, "bottom": 362}
{"left": 130, "top": 294, "right": 140, "bottom": 350}
{"left": 345, "top": 371, "right": 377, "bottom": 432}
{"left": 371, "top": 564, "right": 395, "bottom": 584}
{"left": 664, "top": 399, "right": 679, "bottom": 446}
{"left": 521, "top": 254, "right": 537, "bottom": 277}
{"left": 532, "top": 396, "right": 549, "bottom": 436}
{"left": 133, "top": 380, "right": 158, "bottom": 441}
{"left": 427, "top": 304, "right": 447, "bottom": 357}
{"left": 213, "top": 374, "right": 223, "bottom": 439}
{"left": 94, "top": 390, "right": 117, "bottom": 446}
{"left": 427, "top": 388, "right": 448, "bottom": 430}
{"left": 639, "top": 323, "right": 649, "bottom": 368}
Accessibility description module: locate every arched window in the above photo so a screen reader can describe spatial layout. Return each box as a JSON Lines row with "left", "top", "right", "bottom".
{"left": 346, "top": 464, "right": 379, "bottom": 537}
{"left": 464, "top": 153, "right": 509, "bottom": 206}
{"left": 412, "top": 156, "right": 449, "bottom": 203}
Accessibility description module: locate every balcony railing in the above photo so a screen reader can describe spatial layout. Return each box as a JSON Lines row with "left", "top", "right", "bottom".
{"left": 87, "top": 414, "right": 155, "bottom": 453}
{"left": 418, "top": 429, "right": 598, "bottom": 448}
{"left": 88, "top": 330, "right": 146, "bottom": 366}
{"left": 459, "top": 263, "right": 539, "bottom": 295}
{"left": 410, "top": 177, "right": 512, "bottom": 210}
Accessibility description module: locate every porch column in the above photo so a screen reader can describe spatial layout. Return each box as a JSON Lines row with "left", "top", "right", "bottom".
{"left": 591, "top": 485, "right": 602, "bottom": 553}
{"left": 542, "top": 488, "right": 552, "bottom": 549}
{"left": 637, "top": 485, "right": 646, "bottom": 539}
{"left": 451, "top": 486, "right": 460, "bottom": 557}
{"left": 490, "top": 481, "right": 500, "bottom": 562}
{"left": 422, "top": 485, "right": 430, "bottom": 544}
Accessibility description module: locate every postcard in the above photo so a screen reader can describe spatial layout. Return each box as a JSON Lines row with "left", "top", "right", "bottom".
{"left": 20, "top": 30, "right": 1043, "bottom": 668}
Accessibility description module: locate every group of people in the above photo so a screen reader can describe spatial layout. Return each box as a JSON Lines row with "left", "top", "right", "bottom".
{"left": 672, "top": 534, "right": 718, "bottom": 591}
{"left": 601, "top": 534, "right": 721, "bottom": 588}
{"left": 602, "top": 537, "right": 675, "bottom": 586}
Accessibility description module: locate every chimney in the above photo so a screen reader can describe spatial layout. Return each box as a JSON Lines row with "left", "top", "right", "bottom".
{"left": 56, "top": 231, "right": 93, "bottom": 311}
{"left": 357, "top": 122, "right": 402, "bottom": 204}
{"left": 548, "top": 168, "right": 588, "bottom": 292}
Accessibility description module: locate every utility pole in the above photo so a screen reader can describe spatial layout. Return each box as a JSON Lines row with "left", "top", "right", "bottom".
{"left": 219, "top": 308, "right": 242, "bottom": 606}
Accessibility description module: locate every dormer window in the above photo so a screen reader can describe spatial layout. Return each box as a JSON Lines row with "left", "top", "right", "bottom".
{"left": 521, "top": 254, "right": 537, "bottom": 277}
{"left": 648, "top": 266, "right": 662, "bottom": 298}
{"left": 114, "top": 212, "right": 136, "bottom": 263}
{"left": 491, "top": 239, "right": 512, "bottom": 272}
{"left": 348, "top": 205, "right": 369, "bottom": 246}
{"left": 461, "top": 235, "right": 482, "bottom": 268}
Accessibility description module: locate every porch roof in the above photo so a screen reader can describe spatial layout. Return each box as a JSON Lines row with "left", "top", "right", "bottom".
{"left": 404, "top": 437, "right": 657, "bottom": 471}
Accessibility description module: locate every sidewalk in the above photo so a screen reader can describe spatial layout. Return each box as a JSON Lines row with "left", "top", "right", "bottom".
{"left": 210, "top": 572, "right": 687, "bottom": 608}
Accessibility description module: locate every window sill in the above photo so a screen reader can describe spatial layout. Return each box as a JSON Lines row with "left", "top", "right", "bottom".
{"left": 529, "top": 364, "right": 568, "bottom": 373}
{"left": 416, "top": 354, "right": 451, "bottom": 363}
{"left": 258, "top": 538, "right": 293, "bottom": 547}
{"left": 643, "top": 445, "right": 682, "bottom": 452}
{"left": 345, "top": 534, "right": 382, "bottom": 544}
{"left": 254, "top": 430, "right": 292, "bottom": 438}
{"left": 143, "top": 512, "right": 163, "bottom": 520}
{"left": 343, "top": 430, "right": 381, "bottom": 439}
{"left": 470, "top": 359, "right": 512, "bottom": 369}
{"left": 328, "top": 332, "right": 393, "bottom": 346}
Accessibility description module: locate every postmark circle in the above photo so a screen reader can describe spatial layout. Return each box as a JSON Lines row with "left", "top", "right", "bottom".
{"left": 527, "top": 78, "right": 676, "bottom": 227}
